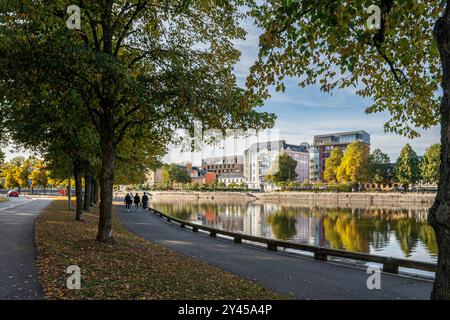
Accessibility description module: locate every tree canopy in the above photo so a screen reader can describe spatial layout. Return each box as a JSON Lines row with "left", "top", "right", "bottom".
{"left": 420, "top": 143, "right": 441, "bottom": 184}
{"left": 266, "top": 153, "right": 298, "bottom": 184}
{"left": 336, "top": 141, "right": 370, "bottom": 184}
{"left": 247, "top": 0, "right": 443, "bottom": 138}
{"left": 0, "top": 0, "right": 275, "bottom": 240}
{"left": 29, "top": 160, "right": 49, "bottom": 190}
{"left": 396, "top": 143, "right": 420, "bottom": 187}
{"left": 162, "top": 164, "right": 192, "bottom": 188}
{"left": 367, "top": 148, "right": 394, "bottom": 184}
{"left": 324, "top": 147, "right": 343, "bottom": 183}
{"left": 0, "top": 156, "right": 49, "bottom": 191}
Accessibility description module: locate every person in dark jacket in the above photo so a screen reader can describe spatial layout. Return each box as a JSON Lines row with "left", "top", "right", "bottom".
{"left": 142, "top": 192, "right": 149, "bottom": 210}
{"left": 133, "top": 193, "right": 140, "bottom": 211}
{"left": 124, "top": 193, "right": 132, "bottom": 212}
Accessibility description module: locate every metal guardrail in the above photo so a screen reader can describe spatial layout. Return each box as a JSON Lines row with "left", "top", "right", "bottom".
{"left": 148, "top": 207, "right": 437, "bottom": 275}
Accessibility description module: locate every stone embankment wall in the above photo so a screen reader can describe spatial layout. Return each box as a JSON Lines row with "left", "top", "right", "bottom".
{"left": 131, "top": 191, "right": 436, "bottom": 209}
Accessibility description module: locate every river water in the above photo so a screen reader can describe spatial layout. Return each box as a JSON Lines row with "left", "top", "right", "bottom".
{"left": 150, "top": 199, "right": 437, "bottom": 264}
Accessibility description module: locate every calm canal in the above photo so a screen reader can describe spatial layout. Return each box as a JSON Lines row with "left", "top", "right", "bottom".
{"left": 150, "top": 200, "right": 437, "bottom": 264}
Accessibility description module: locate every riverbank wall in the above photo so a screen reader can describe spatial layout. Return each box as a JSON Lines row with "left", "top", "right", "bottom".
{"left": 141, "top": 191, "right": 435, "bottom": 208}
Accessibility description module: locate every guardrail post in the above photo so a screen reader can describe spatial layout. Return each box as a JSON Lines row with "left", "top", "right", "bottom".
{"left": 314, "top": 251, "right": 327, "bottom": 261}
{"left": 383, "top": 260, "right": 399, "bottom": 274}
{"left": 234, "top": 237, "right": 242, "bottom": 244}
{"left": 180, "top": 223, "right": 185, "bottom": 228}
{"left": 210, "top": 231, "right": 217, "bottom": 238}
{"left": 167, "top": 217, "right": 171, "bottom": 222}
{"left": 192, "top": 226, "right": 198, "bottom": 232}
{"left": 267, "top": 242, "right": 277, "bottom": 251}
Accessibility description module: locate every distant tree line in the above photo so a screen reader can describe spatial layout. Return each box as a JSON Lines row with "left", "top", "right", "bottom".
{"left": 0, "top": 156, "right": 64, "bottom": 193}
{"left": 323, "top": 142, "right": 441, "bottom": 189}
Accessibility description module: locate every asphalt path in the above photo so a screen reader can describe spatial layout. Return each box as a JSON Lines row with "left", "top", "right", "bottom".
{"left": 0, "top": 197, "right": 51, "bottom": 300}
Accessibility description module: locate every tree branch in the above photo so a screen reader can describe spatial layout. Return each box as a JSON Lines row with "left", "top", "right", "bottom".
{"left": 371, "top": 0, "right": 408, "bottom": 85}
{"left": 113, "top": 0, "right": 148, "bottom": 58}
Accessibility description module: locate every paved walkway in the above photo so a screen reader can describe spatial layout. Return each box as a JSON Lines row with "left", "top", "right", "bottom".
{"left": 0, "top": 197, "right": 51, "bottom": 300}
{"left": 118, "top": 205, "right": 433, "bottom": 300}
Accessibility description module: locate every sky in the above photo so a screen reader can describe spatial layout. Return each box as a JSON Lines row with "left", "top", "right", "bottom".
{"left": 4, "top": 13, "right": 441, "bottom": 164}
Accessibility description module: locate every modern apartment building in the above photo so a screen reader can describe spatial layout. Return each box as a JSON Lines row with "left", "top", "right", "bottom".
{"left": 310, "top": 131, "right": 371, "bottom": 182}
{"left": 201, "top": 155, "right": 244, "bottom": 176}
{"left": 244, "top": 140, "right": 310, "bottom": 190}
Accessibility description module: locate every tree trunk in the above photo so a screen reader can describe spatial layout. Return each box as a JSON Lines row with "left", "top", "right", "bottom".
{"left": 89, "top": 179, "right": 94, "bottom": 206}
{"left": 93, "top": 180, "right": 99, "bottom": 204}
{"left": 430, "top": 2, "right": 450, "bottom": 300}
{"left": 67, "top": 178, "right": 72, "bottom": 210}
{"left": 83, "top": 173, "right": 91, "bottom": 211}
{"left": 74, "top": 167, "right": 83, "bottom": 221}
{"left": 96, "top": 112, "right": 115, "bottom": 242}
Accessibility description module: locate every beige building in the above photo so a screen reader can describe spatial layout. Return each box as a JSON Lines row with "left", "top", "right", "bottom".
{"left": 145, "top": 169, "right": 163, "bottom": 186}
{"left": 217, "top": 173, "right": 246, "bottom": 186}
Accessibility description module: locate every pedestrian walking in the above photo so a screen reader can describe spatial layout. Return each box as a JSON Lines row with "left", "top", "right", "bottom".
{"left": 142, "top": 192, "right": 149, "bottom": 211}
{"left": 134, "top": 193, "right": 140, "bottom": 211}
{"left": 124, "top": 193, "right": 132, "bottom": 212}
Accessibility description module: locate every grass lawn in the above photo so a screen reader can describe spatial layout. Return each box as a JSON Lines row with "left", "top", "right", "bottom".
{"left": 35, "top": 199, "right": 283, "bottom": 300}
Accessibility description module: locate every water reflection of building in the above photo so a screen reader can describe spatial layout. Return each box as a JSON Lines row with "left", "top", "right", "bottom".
{"left": 241, "top": 204, "right": 273, "bottom": 237}
{"left": 315, "top": 216, "right": 327, "bottom": 247}
{"left": 294, "top": 213, "right": 311, "bottom": 243}
{"left": 204, "top": 209, "right": 217, "bottom": 224}
{"left": 218, "top": 205, "right": 245, "bottom": 233}
{"left": 197, "top": 203, "right": 271, "bottom": 235}
{"left": 292, "top": 210, "right": 327, "bottom": 247}
{"left": 220, "top": 216, "right": 244, "bottom": 232}
{"left": 243, "top": 204, "right": 262, "bottom": 236}
{"left": 295, "top": 214, "right": 316, "bottom": 245}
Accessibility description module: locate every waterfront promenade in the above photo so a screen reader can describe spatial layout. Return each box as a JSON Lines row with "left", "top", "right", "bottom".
{"left": 117, "top": 205, "right": 433, "bottom": 300}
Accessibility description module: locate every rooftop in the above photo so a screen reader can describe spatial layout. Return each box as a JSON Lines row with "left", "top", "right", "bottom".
{"left": 313, "top": 130, "right": 370, "bottom": 138}
{"left": 245, "top": 140, "right": 309, "bottom": 154}
{"left": 202, "top": 155, "right": 244, "bottom": 165}
{"left": 313, "top": 130, "right": 371, "bottom": 146}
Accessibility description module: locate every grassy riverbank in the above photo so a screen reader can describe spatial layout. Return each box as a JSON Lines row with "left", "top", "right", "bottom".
{"left": 35, "top": 199, "right": 282, "bottom": 300}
